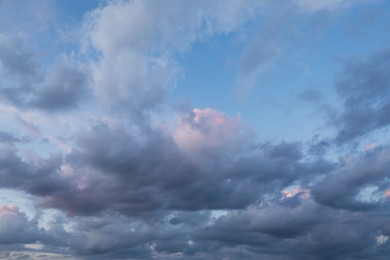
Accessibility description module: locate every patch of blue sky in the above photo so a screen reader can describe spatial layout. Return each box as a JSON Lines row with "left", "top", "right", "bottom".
{"left": 170, "top": 33, "right": 241, "bottom": 114}
{"left": 0, "top": 188, "right": 37, "bottom": 220}
{"left": 168, "top": 0, "right": 390, "bottom": 142}
{"left": 55, "top": 0, "right": 104, "bottom": 21}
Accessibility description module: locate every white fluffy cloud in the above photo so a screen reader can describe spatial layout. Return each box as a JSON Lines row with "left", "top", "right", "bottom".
{"left": 84, "top": 0, "right": 264, "bottom": 113}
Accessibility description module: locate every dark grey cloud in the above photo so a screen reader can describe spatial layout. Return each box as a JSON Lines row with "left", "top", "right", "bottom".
{"left": 1, "top": 127, "right": 390, "bottom": 258}
{"left": 0, "top": 123, "right": 344, "bottom": 258}
{"left": 0, "top": 144, "right": 69, "bottom": 197}
{"left": 311, "top": 145, "right": 390, "bottom": 211}
{"left": 42, "top": 124, "right": 258, "bottom": 215}
{"left": 0, "top": 205, "right": 46, "bottom": 245}
{"left": 333, "top": 49, "right": 390, "bottom": 143}
{"left": 9, "top": 119, "right": 390, "bottom": 259}
{"left": 191, "top": 198, "right": 390, "bottom": 260}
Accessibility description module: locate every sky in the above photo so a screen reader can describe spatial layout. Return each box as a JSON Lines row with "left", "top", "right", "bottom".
{"left": 1, "top": 0, "right": 390, "bottom": 259}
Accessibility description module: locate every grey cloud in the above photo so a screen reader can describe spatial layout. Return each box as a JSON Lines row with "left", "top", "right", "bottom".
{"left": 2, "top": 127, "right": 390, "bottom": 258}
{"left": 33, "top": 64, "right": 89, "bottom": 111}
{"left": 298, "top": 88, "right": 323, "bottom": 102}
{"left": 61, "top": 125, "right": 334, "bottom": 216}
{"left": 0, "top": 38, "right": 89, "bottom": 112}
{"left": 241, "top": 42, "right": 281, "bottom": 77}
{"left": 0, "top": 122, "right": 327, "bottom": 216}
{"left": 311, "top": 146, "right": 390, "bottom": 211}
{"left": 192, "top": 200, "right": 389, "bottom": 259}
{"left": 49, "top": 124, "right": 258, "bottom": 214}
{"left": 238, "top": 40, "right": 281, "bottom": 94}
{"left": 0, "top": 206, "right": 45, "bottom": 244}
{"left": 0, "top": 207, "right": 80, "bottom": 259}
{"left": 333, "top": 49, "right": 390, "bottom": 143}
{"left": 0, "top": 131, "right": 29, "bottom": 143}
{"left": 0, "top": 38, "right": 39, "bottom": 80}
{"left": 261, "top": 141, "right": 303, "bottom": 160}
{"left": 0, "top": 144, "right": 69, "bottom": 197}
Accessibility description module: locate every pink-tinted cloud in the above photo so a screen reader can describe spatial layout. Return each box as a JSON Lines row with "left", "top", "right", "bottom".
{"left": 282, "top": 187, "right": 310, "bottom": 199}
{"left": 0, "top": 204, "right": 17, "bottom": 214}
{"left": 174, "top": 108, "right": 251, "bottom": 158}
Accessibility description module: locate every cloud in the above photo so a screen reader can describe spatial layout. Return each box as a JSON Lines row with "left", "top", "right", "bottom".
{"left": 0, "top": 204, "right": 44, "bottom": 244}
{"left": 0, "top": 131, "right": 28, "bottom": 143}
{"left": 0, "top": 37, "right": 89, "bottom": 112}
{"left": 40, "top": 118, "right": 256, "bottom": 214}
{"left": 238, "top": 40, "right": 281, "bottom": 95}
{"left": 173, "top": 108, "right": 251, "bottom": 159}
{"left": 0, "top": 36, "right": 39, "bottom": 81}
{"left": 0, "top": 108, "right": 325, "bottom": 216}
{"left": 311, "top": 145, "right": 390, "bottom": 211}
{"left": 298, "top": 88, "right": 323, "bottom": 102}
{"left": 32, "top": 63, "right": 89, "bottom": 111}
{"left": 2, "top": 119, "right": 390, "bottom": 258}
{"left": 191, "top": 196, "right": 390, "bottom": 259}
{"left": 0, "top": 0, "right": 56, "bottom": 37}
{"left": 293, "top": 0, "right": 370, "bottom": 12}
{"left": 83, "top": 0, "right": 265, "bottom": 117}
{"left": 1, "top": 1, "right": 390, "bottom": 259}
{"left": 333, "top": 49, "right": 390, "bottom": 143}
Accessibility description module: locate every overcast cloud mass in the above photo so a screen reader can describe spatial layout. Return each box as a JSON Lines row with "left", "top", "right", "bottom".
{"left": 1, "top": 0, "right": 390, "bottom": 259}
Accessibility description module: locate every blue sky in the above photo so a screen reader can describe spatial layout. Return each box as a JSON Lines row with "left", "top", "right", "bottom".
{"left": 1, "top": 0, "right": 390, "bottom": 259}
